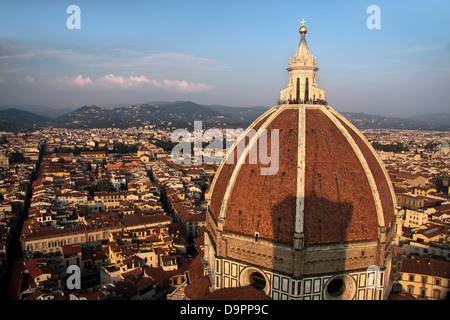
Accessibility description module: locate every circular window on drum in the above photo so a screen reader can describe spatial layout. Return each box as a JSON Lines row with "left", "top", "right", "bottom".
{"left": 249, "top": 271, "right": 266, "bottom": 291}
{"left": 239, "top": 267, "right": 270, "bottom": 296}
{"left": 323, "top": 274, "right": 356, "bottom": 300}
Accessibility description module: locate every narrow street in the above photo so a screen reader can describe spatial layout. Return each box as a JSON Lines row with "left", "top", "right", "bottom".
{"left": 0, "top": 143, "right": 45, "bottom": 299}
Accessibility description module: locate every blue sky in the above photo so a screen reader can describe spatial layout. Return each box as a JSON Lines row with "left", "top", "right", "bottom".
{"left": 0, "top": 0, "right": 449, "bottom": 117}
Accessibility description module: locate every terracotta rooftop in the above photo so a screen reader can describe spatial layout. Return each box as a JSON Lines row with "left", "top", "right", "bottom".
{"left": 120, "top": 213, "right": 172, "bottom": 227}
{"left": 187, "top": 252, "right": 206, "bottom": 284}
{"left": 400, "top": 255, "right": 450, "bottom": 279}
{"left": 84, "top": 290, "right": 107, "bottom": 300}
{"left": 61, "top": 244, "right": 82, "bottom": 256}
{"left": 144, "top": 266, "right": 173, "bottom": 283}
{"left": 202, "top": 286, "right": 270, "bottom": 300}
{"left": 24, "top": 259, "right": 54, "bottom": 280}
{"left": 184, "top": 275, "right": 212, "bottom": 300}
{"left": 387, "top": 291, "right": 417, "bottom": 300}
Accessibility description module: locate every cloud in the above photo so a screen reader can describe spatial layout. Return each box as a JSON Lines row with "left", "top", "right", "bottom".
{"left": 162, "top": 79, "right": 215, "bottom": 92}
{"left": 25, "top": 75, "right": 36, "bottom": 84}
{"left": 58, "top": 74, "right": 93, "bottom": 87}
{"left": 96, "top": 73, "right": 158, "bottom": 88}
{"left": 0, "top": 41, "right": 223, "bottom": 93}
{"left": 0, "top": 42, "right": 93, "bottom": 64}
{"left": 16, "top": 75, "right": 36, "bottom": 85}
{"left": 53, "top": 73, "right": 214, "bottom": 92}
{"left": 0, "top": 41, "right": 229, "bottom": 73}
{"left": 134, "top": 52, "right": 230, "bottom": 71}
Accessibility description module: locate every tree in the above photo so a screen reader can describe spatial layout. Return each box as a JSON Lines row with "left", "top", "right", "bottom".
{"left": 9, "top": 151, "right": 26, "bottom": 164}
{"left": 77, "top": 205, "right": 90, "bottom": 217}
{"left": 435, "top": 177, "right": 448, "bottom": 195}
{"left": 97, "top": 179, "right": 115, "bottom": 192}
{"left": 150, "top": 138, "right": 177, "bottom": 152}
{"left": 371, "top": 142, "right": 409, "bottom": 153}
{"left": 113, "top": 142, "right": 138, "bottom": 154}
{"left": 200, "top": 182, "right": 209, "bottom": 194}
{"left": 87, "top": 180, "right": 114, "bottom": 196}
{"left": 101, "top": 158, "right": 107, "bottom": 169}
{"left": 424, "top": 142, "right": 439, "bottom": 150}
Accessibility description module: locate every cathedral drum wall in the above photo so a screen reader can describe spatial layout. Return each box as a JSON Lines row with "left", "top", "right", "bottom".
{"left": 205, "top": 211, "right": 218, "bottom": 247}
{"left": 301, "top": 241, "right": 381, "bottom": 276}
{"left": 221, "top": 232, "right": 295, "bottom": 275}
{"left": 214, "top": 256, "right": 387, "bottom": 300}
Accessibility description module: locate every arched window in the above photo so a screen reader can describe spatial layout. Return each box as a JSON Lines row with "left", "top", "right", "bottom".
{"left": 305, "top": 77, "right": 309, "bottom": 101}
{"left": 296, "top": 78, "right": 300, "bottom": 100}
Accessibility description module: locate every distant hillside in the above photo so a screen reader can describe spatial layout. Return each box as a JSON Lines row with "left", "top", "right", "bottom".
{"left": 0, "top": 104, "right": 74, "bottom": 118}
{"left": 52, "top": 102, "right": 240, "bottom": 129}
{"left": 340, "top": 112, "right": 449, "bottom": 131}
{"left": 407, "top": 113, "right": 450, "bottom": 127}
{"left": 0, "top": 101, "right": 448, "bottom": 131}
{"left": 205, "top": 105, "right": 271, "bottom": 123}
{"left": 0, "top": 108, "right": 50, "bottom": 131}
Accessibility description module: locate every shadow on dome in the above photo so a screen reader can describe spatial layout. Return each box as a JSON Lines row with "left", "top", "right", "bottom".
{"left": 266, "top": 192, "right": 369, "bottom": 300}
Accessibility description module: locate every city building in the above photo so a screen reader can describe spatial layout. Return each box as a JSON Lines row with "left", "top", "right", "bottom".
{"left": 0, "top": 152, "right": 9, "bottom": 169}
{"left": 397, "top": 255, "right": 449, "bottom": 300}
{"left": 432, "top": 141, "right": 450, "bottom": 159}
{"left": 403, "top": 208, "right": 429, "bottom": 228}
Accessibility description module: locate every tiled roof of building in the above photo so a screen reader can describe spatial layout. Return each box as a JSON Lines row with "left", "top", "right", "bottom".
{"left": 184, "top": 275, "right": 211, "bottom": 300}
{"left": 25, "top": 259, "right": 54, "bottom": 279}
{"left": 187, "top": 252, "right": 206, "bottom": 284}
{"left": 121, "top": 213, "right": 172, "bottom": 227}
{"left": 62, "top": 244, "right": 81, "bottom": 256}
{"left": 144, "top": 266, "right": 173, "bottom": 283}
{"left": 84, "top": 290, "right": 107, "bottom": 300}
{"left": 387, "top": 291, "right": 417, "bottom": 300}
{"left": 400, "top": 255, "right": 450, "bottom": 279}
{"left": 202, "top": 286, "right": 270, "bottom": 300}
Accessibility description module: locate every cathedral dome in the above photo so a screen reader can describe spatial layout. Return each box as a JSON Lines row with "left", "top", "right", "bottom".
{"left": 207, "top": 104, "right": 397, "bottom": 246}
{"left": 202, "top": 20, "right": 400, "bottom": 300}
